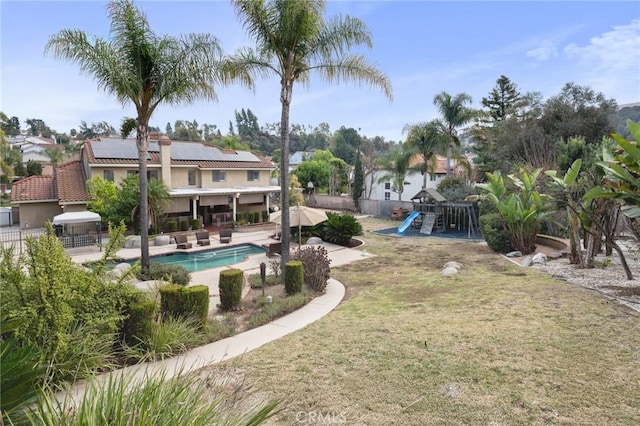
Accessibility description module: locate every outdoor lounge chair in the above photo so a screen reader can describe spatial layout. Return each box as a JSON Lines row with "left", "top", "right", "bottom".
{"left": 262, "top": 241, "right": 282, "bottom": 257}
{"left": 219, "top": 229, "right": 232, "bottom": 244}
{"left": 196, "top": 230, "right": 210, "bottom": 246}
{"left": 175, "top": 234, "right": 192, "bottom": 249}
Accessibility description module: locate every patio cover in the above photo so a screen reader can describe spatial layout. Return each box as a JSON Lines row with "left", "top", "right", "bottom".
{"left": 52, "top": 211, "right": 101, "bottom": 225}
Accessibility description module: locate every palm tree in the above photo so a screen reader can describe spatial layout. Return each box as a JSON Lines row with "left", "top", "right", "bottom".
{"left": 402, "top": 119, "right": 445, "bottom": 189}
{"left": 44, "top": 147, "right": 64, "bottom": 168}
{"left": 46, "top": 0, "right": 242, "bottom": 270}
{"left": 230, "top": 0, "right": 392, "bottom": 269}
{"left": 433, "top": 91, "right": 476, "bottom": 177}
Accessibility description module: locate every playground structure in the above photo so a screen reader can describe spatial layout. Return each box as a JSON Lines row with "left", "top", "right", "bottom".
{"left": 397, "top": 188, "right": 480, "bottom": 239}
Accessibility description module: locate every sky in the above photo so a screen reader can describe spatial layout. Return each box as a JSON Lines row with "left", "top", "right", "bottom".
{"left": 1, "top": 0, "right": 639, "bottom": 143}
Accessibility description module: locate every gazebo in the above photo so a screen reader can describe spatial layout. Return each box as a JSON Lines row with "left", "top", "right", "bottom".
{"left": 52, "top": 211, "right": 102, "bottom": 249}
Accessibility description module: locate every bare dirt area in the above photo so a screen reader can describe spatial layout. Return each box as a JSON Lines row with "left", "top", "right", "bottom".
{"left": 531, "top": 238, "right": 640, "bottom": 312}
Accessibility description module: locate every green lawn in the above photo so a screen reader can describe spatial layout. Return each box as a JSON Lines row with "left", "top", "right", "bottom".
{"left": 199, "top": 217, "right": 640, "bottom": 425}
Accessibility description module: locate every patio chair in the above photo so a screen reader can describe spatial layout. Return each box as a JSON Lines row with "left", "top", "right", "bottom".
{"left": 262, "top": 241, "right": 282, "bottom": 257}
{"left": 219, "top": 229, "right": 232, "bottom": 244}
{"left": 175, "top": 234, "right": 192, "bottom": 249}
{"left": 196, "top": 230, "right": 210, "bottom": 246}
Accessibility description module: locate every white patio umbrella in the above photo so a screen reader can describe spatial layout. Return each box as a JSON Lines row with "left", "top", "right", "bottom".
{"left": 269, "top": 205, "right": 328, "bottom": 245}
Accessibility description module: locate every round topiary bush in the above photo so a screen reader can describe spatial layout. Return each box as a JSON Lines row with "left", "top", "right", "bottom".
{"left": 219, "top": 269, "right": 243, "bottom": 311}
{"left": 284, "top": 260, "right": 304, "bottom": 295}
{"left": 479, "top": 213, "right": 513, "bottom": 253}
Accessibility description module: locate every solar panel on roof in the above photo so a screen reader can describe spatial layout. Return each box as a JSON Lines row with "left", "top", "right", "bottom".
{"left": 90, "top": 139, "right": 149, "bottom": 160}
{"left": 170, "top": 142, "right": 260, "bottom": 162}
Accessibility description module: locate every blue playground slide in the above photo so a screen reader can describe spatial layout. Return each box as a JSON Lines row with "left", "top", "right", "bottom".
{"left": 397, "top": 211, "right": 420, "bottom": 235}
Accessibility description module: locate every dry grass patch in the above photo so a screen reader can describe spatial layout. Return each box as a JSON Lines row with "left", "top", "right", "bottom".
{"left": 199, "top": 218, "right": 640, "bottom": 425}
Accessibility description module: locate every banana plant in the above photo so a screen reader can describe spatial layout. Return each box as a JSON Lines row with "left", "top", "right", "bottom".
{"left": 477, "top": 168, "right": 548, "bottom": 254}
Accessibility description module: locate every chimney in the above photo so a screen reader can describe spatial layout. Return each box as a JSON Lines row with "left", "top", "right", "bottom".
{"left": 149, "top": 131, "right": 159, "bottom": 141}
{"left": 159, "top": 135, "right": 172, "bottom": 188}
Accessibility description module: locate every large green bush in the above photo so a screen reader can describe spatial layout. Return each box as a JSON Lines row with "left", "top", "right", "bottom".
{"left": 219, "top": 269, "right": 243, "bottom": 311}
{"left": 0, "top": 223, "right": 140, "bottom": 385}
{"left": 437, "top": 176, "right": 476, "bottom": 202}
{"left": 479, "top": 213, "right": 513, "bottom": 253}
{"left": 284, "top": 261, "right": 304, "bottom": 295}
{"left": 318, "top": 212, "right": 363, "bottom": 246}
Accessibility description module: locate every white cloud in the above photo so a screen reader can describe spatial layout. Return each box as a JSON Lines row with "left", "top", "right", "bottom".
{"left": 526, "top": 44, "right": 559, "bottom": 61}
{"left": 563, "top": 19, "right": 640, "bottom": 103}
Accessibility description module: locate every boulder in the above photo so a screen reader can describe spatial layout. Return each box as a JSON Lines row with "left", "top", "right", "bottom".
{"left": 444, "top": 261, "right": 463, "bottom": 270}
{"left": 532, "top": 253, "right": 547, "bottom": 265}
{"left": 114, "top": 263, "right": 132, "bottom": 273}
{"left": 506, "top": 251, "right": 522, "bottom": 258}
{"left": 124, "top": 236, "right": 141, "bottom": 248}
{"left": 155, "top": 235, "right": 170, "bottom": 246}
{"left": 442, "top": 267, "right": 459, "bottom": 276}
{"left": 522, "top": 255, "right": 534, "bottom": 267}
{"left": 306, "top": 237, "right": 323, "bottom": 245}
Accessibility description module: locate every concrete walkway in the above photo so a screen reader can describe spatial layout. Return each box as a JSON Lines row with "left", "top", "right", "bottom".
{"left": 63, "top": 230, "right": 370, "bottom": 399}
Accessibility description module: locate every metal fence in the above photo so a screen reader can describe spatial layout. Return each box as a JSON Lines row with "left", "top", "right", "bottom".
{"left": 0, "top": 223, "right": 103, "bottom": 254}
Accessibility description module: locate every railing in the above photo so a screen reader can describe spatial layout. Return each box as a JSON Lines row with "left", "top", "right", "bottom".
{"left": 0, "top": 223, "right": 103, "bottom": 254}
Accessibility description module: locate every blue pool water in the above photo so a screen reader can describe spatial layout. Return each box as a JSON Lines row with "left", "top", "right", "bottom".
{"left": 135, "top": 243, "right": 265, "bottom": 272}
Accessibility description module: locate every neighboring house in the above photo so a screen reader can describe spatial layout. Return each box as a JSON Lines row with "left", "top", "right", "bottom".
{"left": 10, "top": 160, "right": 88, "bottom": 229}
{"left": 11, "top": 134, "right": 279, "bottom": 229}
{"left": 364, "top": 154, "right": 467, "bottom": 202}
{"left": 21, "top": 142, "right": 65, "bottom": 175}
{"left": 288, "top": 151, "right": 315, "bottom": 172}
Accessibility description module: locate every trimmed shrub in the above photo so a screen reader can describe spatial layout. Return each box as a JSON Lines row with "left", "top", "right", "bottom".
{"left": 479, "top": 213, "right": 513, "bottom": 253}
{"left": 180, "top": 219, "right": 190, "bottom": 231}
{"left": 219, "top": 269, "right": 243, "bottom": 311}
{"left": 181, "top": 285, "right": 209, "bottom": 327}
{"left": 291, "top": 246, "right": 330, "bottom": 292}
{"left": 284, "top": 260, "right": 304, "bottom": 295}
{"left": 137, "top": 263, "right": 191, "bottom": 286}
{"left": 159, "top": 284, "right": 183, "bottom": 320}
{"left": 122, "top": 299, "right": 157, "bottom": 346}
{"left": 191, "top": 218, "right": 201, "bottom": 230}
{"left": 165, "top": 220, "right": 177, "bottom": 233}
{"left": 318, "top": 212, "right": 362, "bottom": 246}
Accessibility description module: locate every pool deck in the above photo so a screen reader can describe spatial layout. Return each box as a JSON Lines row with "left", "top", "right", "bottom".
{"left": 70, "top": 229, "right": 371, "bottom": 311}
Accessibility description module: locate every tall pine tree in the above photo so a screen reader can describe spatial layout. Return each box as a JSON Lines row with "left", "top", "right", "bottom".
{"left": 481, "top": 75, "right": 521, "bottom": 122}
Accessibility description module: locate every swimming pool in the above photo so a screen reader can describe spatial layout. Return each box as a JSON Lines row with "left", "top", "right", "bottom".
{"left": 137, "top": 243, "right": 265, "bottom": 272}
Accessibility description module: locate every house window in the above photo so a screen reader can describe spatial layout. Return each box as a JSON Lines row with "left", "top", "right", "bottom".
{"left": 384, "top": 182, "right": 391, "bottom": 190}
{"left": 384, "top": 192, "right": 391, "bottom": 201}
{"left": 247, "top": 170, "right": 260, "bottom": 182}
{"left": 212, "top": 170, "right": 226, "bottom": 182}
{"left": 103, "top": 170, "right": 114, "bottom": 182}
{"left": 429, "top": 174, "right": 436, "bottom": 181}
{"left": 188, "top": 169, "right": 196, "bottom": 186}
{"left": 148, "top": 170, "right": 158, "bottom": 180}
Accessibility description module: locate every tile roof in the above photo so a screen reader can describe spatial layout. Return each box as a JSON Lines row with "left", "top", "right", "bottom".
{"left": 409, "top": 154, "right": 463, "bottom": 175}
{"left": 10, "top": 175, "right": 56, "bottom": 202}
{"left": 55, "top": 160, "right": 88, "bottom": 203}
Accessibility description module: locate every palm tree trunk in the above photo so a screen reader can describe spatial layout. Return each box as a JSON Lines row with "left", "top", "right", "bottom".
{"left": 137, "top": 123, "right": 150, "bottom": 271}
{"left": 446, "top": 141, "right": 452, "bottom": 177}
{"left": 279, "top": 81, "right": 293, "bottom": 278}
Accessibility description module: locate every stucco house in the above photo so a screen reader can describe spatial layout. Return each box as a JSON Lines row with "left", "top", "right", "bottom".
{"left": 364, "top": 154, "right": 468, "bottom": 202}
{"left": 11, "top": 134, "right": 279, "bottom": 229}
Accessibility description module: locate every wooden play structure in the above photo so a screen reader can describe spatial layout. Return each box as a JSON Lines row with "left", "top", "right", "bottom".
{"left": 402, "top": 188, "right": 480, "bottom": 238}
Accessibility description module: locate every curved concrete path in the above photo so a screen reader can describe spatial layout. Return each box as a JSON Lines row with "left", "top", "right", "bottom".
{"left": 62, "top": 278, "right": 346, "bottom": 401}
